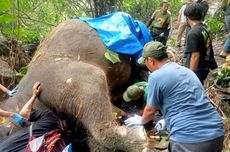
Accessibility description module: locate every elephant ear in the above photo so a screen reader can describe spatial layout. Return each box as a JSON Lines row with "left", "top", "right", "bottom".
{"left": 104, "top": 50, "right": 121, "bottom": 64}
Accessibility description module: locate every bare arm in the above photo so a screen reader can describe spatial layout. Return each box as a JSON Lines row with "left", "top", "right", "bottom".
{"left": 189, "top": 52, "right": 200, "bottom": 71}
{"left": 141, "top": 105, "right": 158, "bottom": 124}
{"left": 0, "top": 109, "right": 15, "bottom": 117}
{"left": 19, "top": 82, "right": 41, "bottom": 119}
{"left": 0, "top": 84, "right": 10, "bottom": 94}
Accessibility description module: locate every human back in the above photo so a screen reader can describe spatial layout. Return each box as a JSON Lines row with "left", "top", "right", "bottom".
{"left": 147, "top": 62, "right": 224, "bottom": 143}
{"left": 125, "top": 40, "right": 224, "bottom": 151}
{"left": 184, "top": 23, "right": 209, "bottom": 69}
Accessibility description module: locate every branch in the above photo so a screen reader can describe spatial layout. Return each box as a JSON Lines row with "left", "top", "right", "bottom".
{"left": 18, "top": 10, "right": 55, "bottom": 26}
{"left": 66, "top": 0, "right": 92, "bottom": 17}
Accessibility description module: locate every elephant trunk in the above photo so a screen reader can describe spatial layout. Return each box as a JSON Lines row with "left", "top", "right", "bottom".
{"left": 90, "top": 123, "right": 147, "bottom": 152}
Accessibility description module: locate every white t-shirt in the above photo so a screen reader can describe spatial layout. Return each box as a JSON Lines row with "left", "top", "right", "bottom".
{"left": 179, "top": 4, "right": 187, "bottom": 24}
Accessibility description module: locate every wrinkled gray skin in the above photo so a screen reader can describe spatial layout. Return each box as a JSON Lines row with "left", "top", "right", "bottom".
{"left": 0, "top": 19, "right": 147, "bottom": 151}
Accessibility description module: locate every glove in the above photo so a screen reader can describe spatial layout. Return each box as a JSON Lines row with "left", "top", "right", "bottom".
{"left": 11, "top": 113, "right": 27, "bottom": 127}
{"left": 159, "top": 32, "right": 164, "bottom": 37}
{"left": 62, "top": 143, "right": 72, "bottom": 152}
{"left": 154, "top": 119, "right": 166, "bottom": 134}
{"left": 7, "top": 86, "right": 18, "bottom": 97}
{"left": 124, "top": 114, "right": 143, "bottom": 127}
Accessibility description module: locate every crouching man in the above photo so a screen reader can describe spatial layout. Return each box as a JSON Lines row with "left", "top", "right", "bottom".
{"left": 125, "top": 41, "right": 225, "bottom": 152}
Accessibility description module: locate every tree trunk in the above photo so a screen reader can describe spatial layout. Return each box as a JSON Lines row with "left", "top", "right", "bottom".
{"left": 92, "top": 0, "right": 118, "bottom": 17}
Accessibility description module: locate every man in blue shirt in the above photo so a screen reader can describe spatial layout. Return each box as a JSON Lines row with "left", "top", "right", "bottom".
{"left": 125, "top": 41, "right": 225, "bottom": 152}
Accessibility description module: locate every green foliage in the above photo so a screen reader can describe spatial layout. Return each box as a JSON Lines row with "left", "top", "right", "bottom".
{"left": 16, "top": 66, "right": 28, "bottom": 77}
{"left": 22, "top": 30, "right": 41, "bottom": 43}
{"left": 206, "top": 18, "right": 225, "bottom": 36}
{"left": 167, "top": 39, "right": 176, "bottom": 47}
{"left": 121, "top": 0, "right": 183, "bottom": 24}
{"left": 216, "top": 68, "right": 230, "bottom": 88}
{"left": 168, "top": 0, "right": 184, "bottom": 18}
{"left": 104, "top": 50, "right": 121, "bottom": 64}
{"left": 0, "top": 14, "right": 15, "bottom": 23}
{"left": 205, "top": 0, "right": 225, "bottom": 36}
{"left": 0, "top": 0, "right": 26, "bottom": 42}
{"left": 0, "top": 0, "right": 187, "bottom": 44}
{"left": 123, "top": 0, "right": 158, "bottom": 23}
{"left": 0, "top": 0, "right": 13, "bottom": 12}
{"left": 0, "top": 0, "right": 85, "bottom": 44}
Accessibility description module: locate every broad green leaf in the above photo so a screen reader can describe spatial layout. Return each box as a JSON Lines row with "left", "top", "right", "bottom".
{"left": 0, "top": 14, "right": 15, "bottom": 23}
{"left": 16, "top": 27, "right": 26, "bottom": 40}
{"left": 16, "top": 66, "right": 28, "bottom": 77}
{"left": 104, "top": 50, "right": 121, "bottom": 64}
{"left": 0, "top": 0, "right": 13, "bottom": 12}
{"left": 2, "top": 26, "right": 11, "bottom": 35}
{"left": 2, "top": 26, "right": 25, "bottom": 41}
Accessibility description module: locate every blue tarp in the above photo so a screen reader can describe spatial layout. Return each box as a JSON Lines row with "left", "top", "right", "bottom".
{"left": 73, "top": 12, "right": 152, "bottom": 61}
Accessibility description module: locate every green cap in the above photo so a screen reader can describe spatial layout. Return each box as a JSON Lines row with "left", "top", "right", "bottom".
{"left": 123, "top": 85, "right": 142, "bottom": 102}
{"left": 138, "top": 41, "right": 167, "bottom": 64}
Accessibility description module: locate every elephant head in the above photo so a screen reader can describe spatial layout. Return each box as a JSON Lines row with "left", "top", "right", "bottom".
{"left": 0, "top": 19, "right": 149, "bottom": 151}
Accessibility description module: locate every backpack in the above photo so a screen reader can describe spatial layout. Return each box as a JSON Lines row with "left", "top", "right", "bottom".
{"left": 25, "top": 124, "right": 66, "bottom": 152}
{"left": 201, "top": 25, "right": 218, "bottom": 70}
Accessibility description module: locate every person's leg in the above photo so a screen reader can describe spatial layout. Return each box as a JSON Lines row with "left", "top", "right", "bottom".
{"left": 195, "top": 69, "right": 209, "bottom": 85}
{"left": 169, "top": 136, "right": 224, "bottom": 152}
{"left": 220, "top": 35, "right": 230, "bottom": 58}
{"left": 176, "top": 23, "right": 187, "bottom": 47}
{"left": 224, "top": 35, "right": 230, "bottom": 53}
{"left": 225, "top": 15, "right": 230, "bottom": 32}
{"left": 220, "top": 15, "right": 230, "bottom": 58}
{"left": 161, "top": 28, "right": 170, "bottom": 45}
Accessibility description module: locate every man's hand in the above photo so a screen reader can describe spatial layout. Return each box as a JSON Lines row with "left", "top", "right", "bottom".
{"left": 19, "top": 82, "right": 41, "bottom": 120}
{"left": 32, "top": 81, "right": 41, "bottom": 96}
{"left": 155, "top": 119, "right": 166, "bottom": 134}
{"left": 124, "top": 114, "right": 143, "bottom": 127}
{"left": 7, "top": 86, "right": 18, "bottom": 97}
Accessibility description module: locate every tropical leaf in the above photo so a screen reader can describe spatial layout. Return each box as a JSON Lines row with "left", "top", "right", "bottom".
{"left": 0, "top": 14, "right": 15, "bottom": 23}
{"left": 16, "top": 66, "right": 28, "bottom": 77}
{"left": 0, "top": 0, "right": 13, "bottom": 12}
{"left": 104, "top": 50, "right": 121, "bottom": 64}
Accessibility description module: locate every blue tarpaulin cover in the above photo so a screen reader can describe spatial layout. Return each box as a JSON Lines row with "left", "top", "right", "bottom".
{"left": 74, "top": 12, "right": 152, "bottom": 60}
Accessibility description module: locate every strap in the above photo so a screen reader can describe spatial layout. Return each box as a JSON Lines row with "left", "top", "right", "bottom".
{"left": 200, "top": 24, "right": 212, "bottom": 42}
{"left": 200, "top": 24, "right": 218, "bottom": 69}
{"left": 200, "top": 24, "right": 214, "bottom": 56}
{"left": 29, "top": 123, "right": 33, "bottom": 137}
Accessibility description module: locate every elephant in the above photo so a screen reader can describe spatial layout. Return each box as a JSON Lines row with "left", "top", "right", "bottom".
{"left": 0, "top": 19, "right": 148, "bottom": 151}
